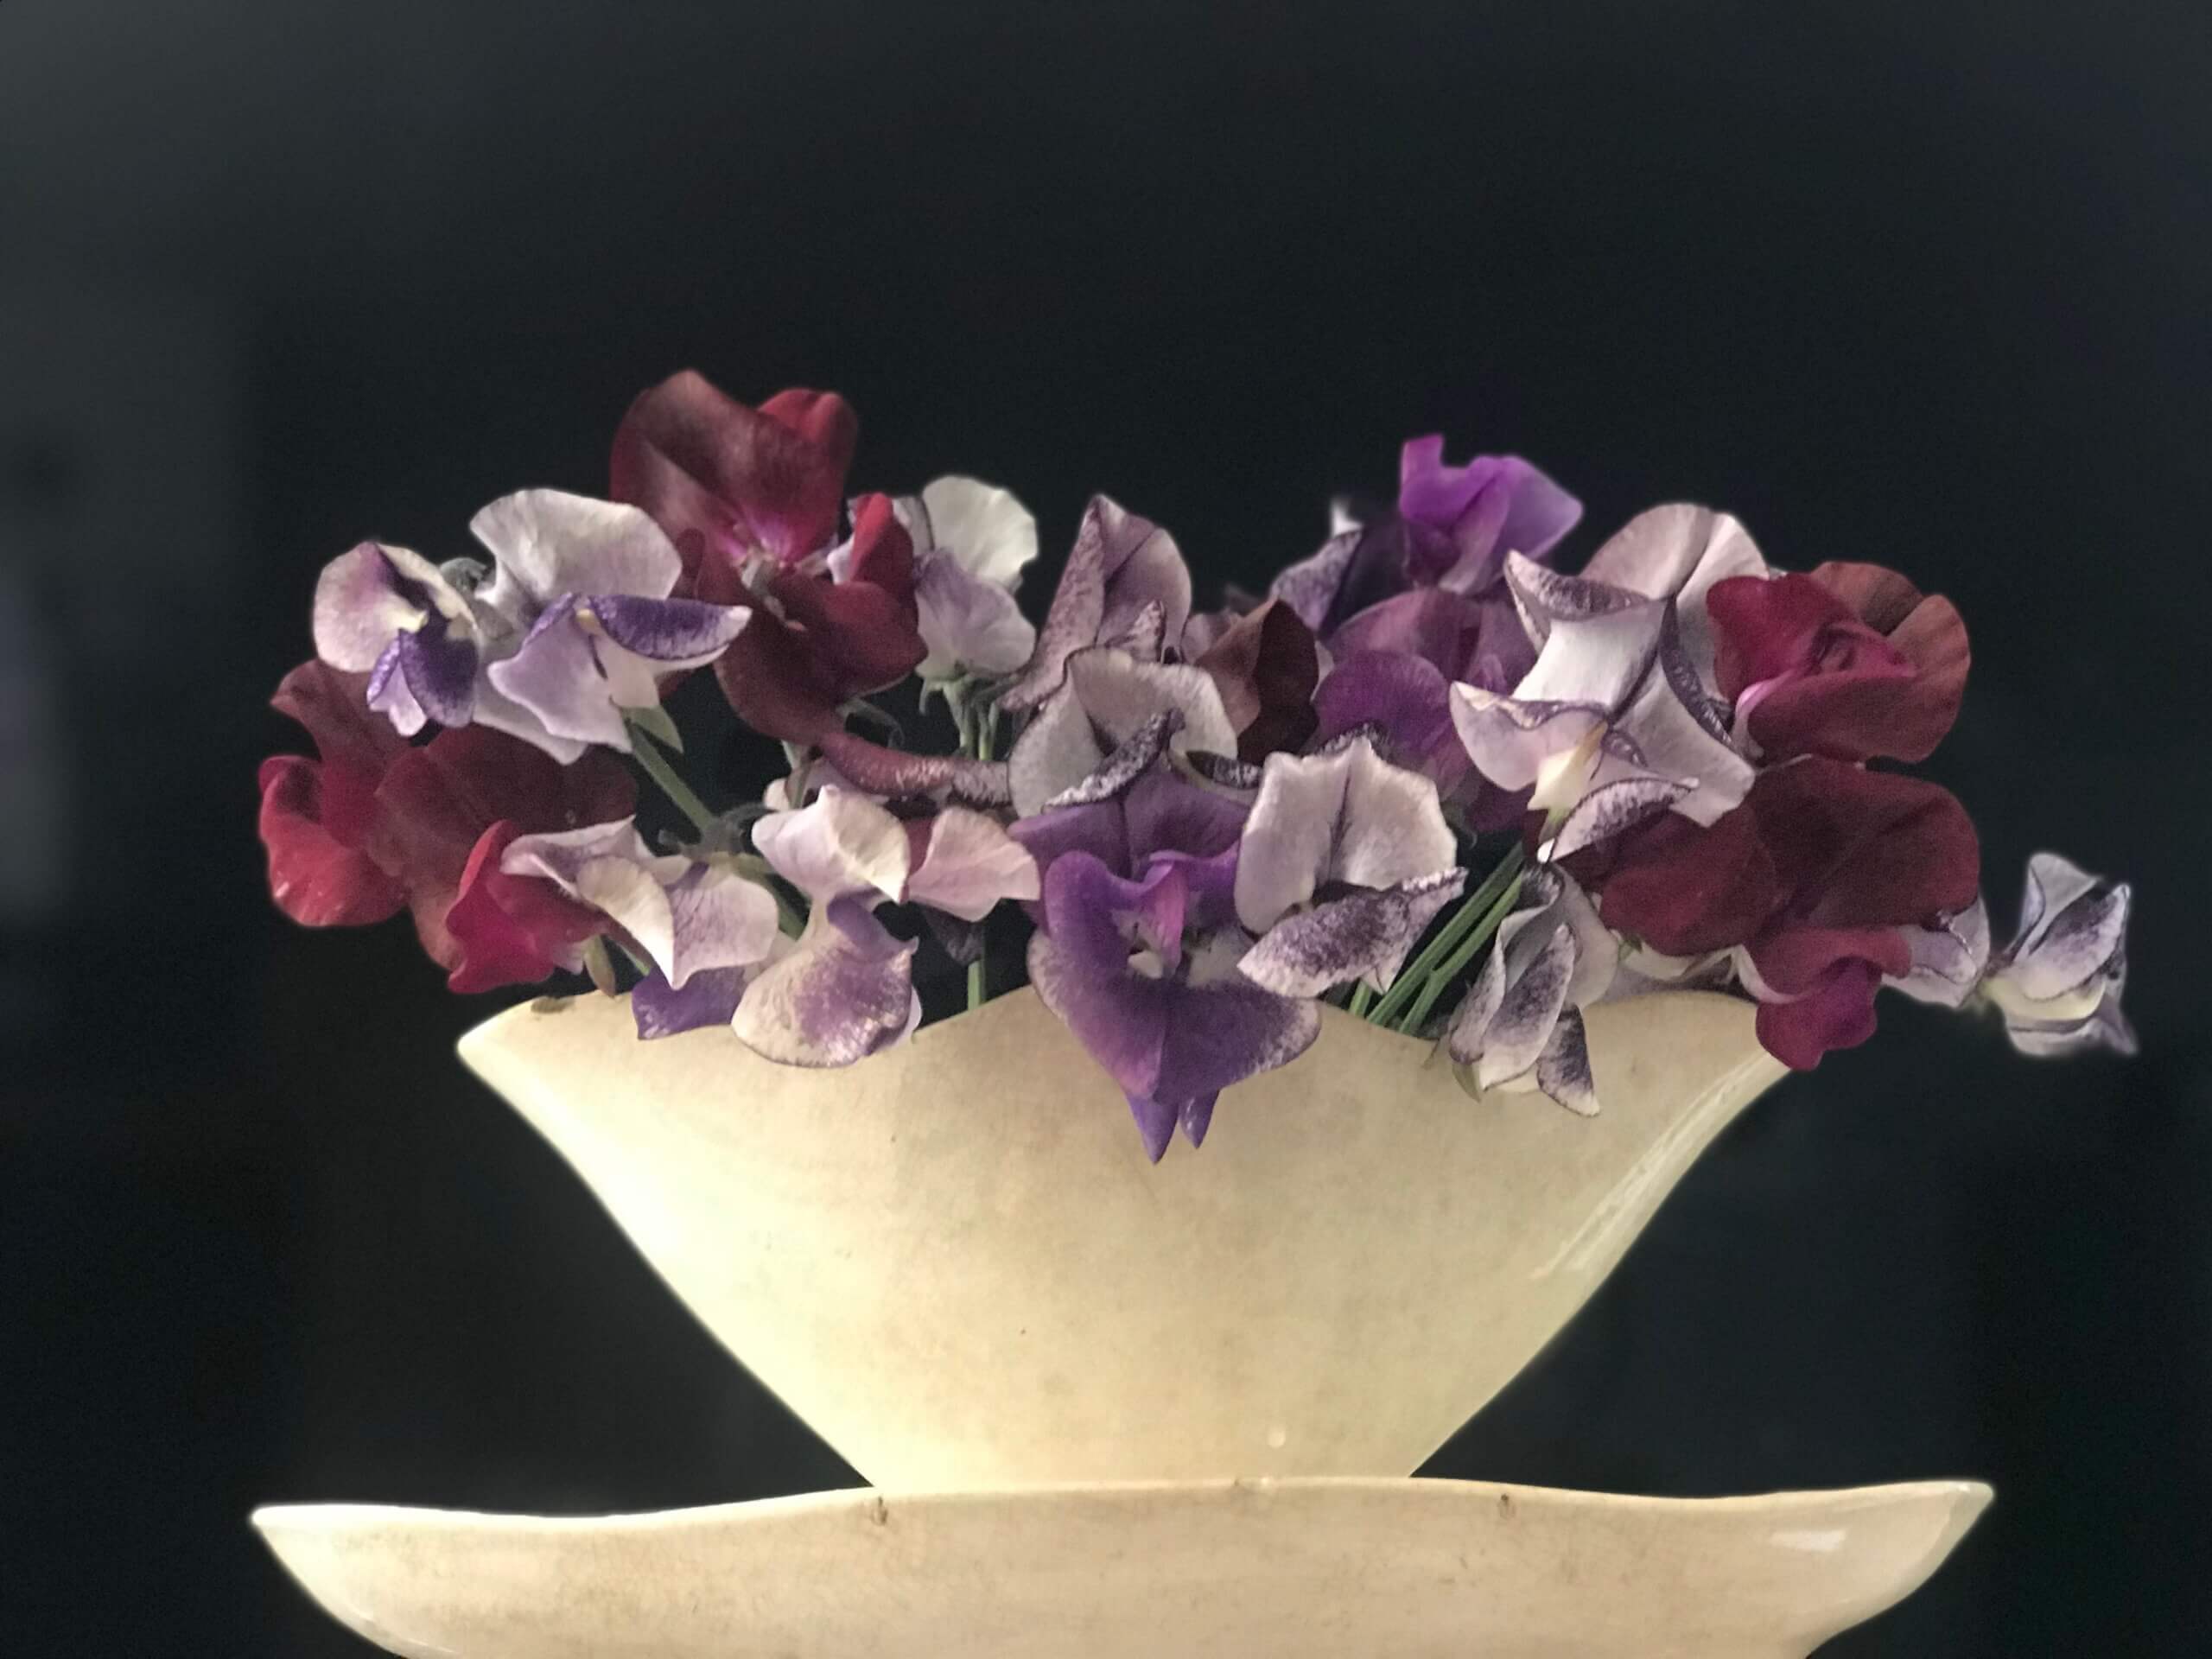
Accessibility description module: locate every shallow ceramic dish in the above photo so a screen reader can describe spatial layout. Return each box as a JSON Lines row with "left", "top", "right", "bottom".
{"left": 254, "top": 1476, "right": 1991, "bottom": 1659}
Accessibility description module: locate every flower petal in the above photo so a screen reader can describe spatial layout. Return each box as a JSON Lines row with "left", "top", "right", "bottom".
{"left": 257, "top": 755, "right": 407, "bottom": 929}
{"left": 732, "top": 899, "right": 918, "bottom": 1066}
{"left": 631, "top": 964, "right": 752, "bottom": 1039}
{"left": 917, "top": 475, "right": 1039, "bottom": 589}
{"left": 1001, "top": 498, "right": 1192, "bottom": 712}
{"left": 474, "top": 490, "right": 683, "bottom": 622}
{"left": 907, "top": 807, "right": 1040, "bottom": 920}
{"left": 1535, "top": 1007, "right": 1600, "bottom": 1116}
{"left": 1237, "top": 868, "right": 1465, "bottom": 997}
{"left": 753, "top": 785, "right": 912, "bottom": 905}
{"left": 608, "top": 372, "right": 855, "bottom": 577}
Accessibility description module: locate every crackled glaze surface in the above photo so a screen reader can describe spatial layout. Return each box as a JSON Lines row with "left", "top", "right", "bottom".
{"left": 457, "top": 988, "right": 1786, "bottom": 1489}
{"left": 255, "top": 1478, "right": 1992, "bottom": 1659}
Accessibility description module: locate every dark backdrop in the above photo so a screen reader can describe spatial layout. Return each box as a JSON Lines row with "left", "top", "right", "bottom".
{"left": 3, "top": 3, "right": 2206, "bottom": 1654}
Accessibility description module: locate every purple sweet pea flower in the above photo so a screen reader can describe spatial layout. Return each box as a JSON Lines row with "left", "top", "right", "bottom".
{"left": 499, "top": 817, "right": 786, "bottom": 1039}
{"left": 999, "top": 497, "right": 1193, "bottom": 713}
{"left": 314, "top": 490, "right": 749, "bottom": 762}
{"left": 1232, "top": 738, "right": 1465, "bottom": 997}
{"left": 887, "top": 477, "right": 1039, "bottom": 682}
{"left": 1449, "top": 552, "right": 1754, "bottom": 851}
{"left": 1269, "top": 439, "right": 1580, "bottom": 686}
{"left": 313, "top": 543, "right": 492, "bottom": 735}
{"left": 1444, "top": 867, "right": 1618, "bottom": 1115}
{"left": 1028, "top": 849, "right": 1319, "bottom": 1161}
{"left": 737, "top": 786, "right": 1039, "bottom": 1065}
{"left": 1983, "top": 854, "right": 2136, "bottom": 1057}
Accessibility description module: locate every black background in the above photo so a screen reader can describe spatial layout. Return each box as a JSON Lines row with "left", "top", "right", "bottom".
{"left": 3, "top": 3, "right": 2207, "bottom": 1654}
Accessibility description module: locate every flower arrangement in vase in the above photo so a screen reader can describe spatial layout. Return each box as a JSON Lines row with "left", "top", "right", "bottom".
{"left": 252, "top": 370, "right": 2134, "bottom": 1658}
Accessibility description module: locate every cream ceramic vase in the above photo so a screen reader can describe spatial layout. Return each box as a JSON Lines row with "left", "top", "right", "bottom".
{"left": 256, "top": 988, "right": 1993, "bottom": 1657}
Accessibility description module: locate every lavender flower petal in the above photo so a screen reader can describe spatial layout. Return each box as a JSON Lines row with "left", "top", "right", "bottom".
{"left": 1232, "top": 738, "right": 1457, "bottom": 933}
{"left": 472, "top": 489, "right": 684, "bottom": 620}
{"left": 732, "top": 898, "right": 919, "bottom": 1067}
{"left": 1238, "top": 868, "right": 1466, "bottom": 997}
{"left": 906, "top": 806, "right": 1040, "bottom": 921}
{"left": 632, "top": 964, "right": 752, "bottom": 1039}
{"left": 753, "top": 785, "right": 911, "bottom": 905}
{"left": 1001, "top": 498, "right": 1192, "bottom": 713}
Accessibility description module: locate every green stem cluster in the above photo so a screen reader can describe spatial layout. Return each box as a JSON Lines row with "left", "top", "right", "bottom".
{"left": 1362, "top": 841, "right": 1529, "bottom": 1035}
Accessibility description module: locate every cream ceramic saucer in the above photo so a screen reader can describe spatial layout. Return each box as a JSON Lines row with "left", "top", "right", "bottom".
{"left": 254, "top": 1475, "right": 1990, "bottom": 1659}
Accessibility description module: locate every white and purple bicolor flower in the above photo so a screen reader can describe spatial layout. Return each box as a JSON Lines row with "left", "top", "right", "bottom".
{"left": 313, "top": 490, "right": 749, "bottom": 762}
{"left": 884, "top": 476, "right": 1040, "bottom": 683}
{"left": 499, "top": 818, "right": 786, "bottom": 1040}
{"left": 1449, "top": 539, "right": 1757, "bottom": 858}
{"left": 1982, "top": 853, "right": 2135, "bottom": 1057}
{"left": 1007, "top": 645, "right": 1240, "bottom": 817}
{"left": 998, "top": 497, "right": 1194, "bottom": 714}
{"left": 1443, "top": 867, "right": 1618, "bottom": 1116}
{"left": 736, "top": 787, "right": 1040, "bottom": 1066}
{"left": 1231, "top": 738, "right": 1466, "bottom": 998}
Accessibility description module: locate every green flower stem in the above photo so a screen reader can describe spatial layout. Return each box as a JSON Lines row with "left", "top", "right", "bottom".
{"left": 1347, "top": 981, "right": 1376, "bottom": 1019}
{"left": 1364, "top": 842, "right": 1528, "bottom": 1028}
{"left": 1396, "top": 868, "right": 1527, "bottom": 1035}
{"left": 627, "top": 722, "right": 719, "bottom": 838}
{"left": 965, "top": 696, "right": 998, "bottom": 1012}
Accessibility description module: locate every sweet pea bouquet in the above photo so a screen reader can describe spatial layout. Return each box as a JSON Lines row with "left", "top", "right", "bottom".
{"left": 259, "top": 372, "right": 2134, "bottom": 1160}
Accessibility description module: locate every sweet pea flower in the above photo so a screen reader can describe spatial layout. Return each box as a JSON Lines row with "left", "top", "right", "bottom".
{"left": 1444, "top": 867, "right": 1617, "bottom": 1115}
{"left": 999, "top": 497, "right": 1193, "bottom": 714}
{"left": 258, "top": 660, "right": 638, "bottom": 985}
{"left": 1982, "top": 853, "right": 2135, "bottom": 1056}
{"left": 1232, "top": 738, "right": 1465, "bottom": 997}
{"left": 1567, "top": 505, "right": 1769, "bottom": 689}
{"left": 1887, "top": 901, "right": 1992, "bottom": 1011}
{"left": 1586, "top": 758, "right": 1981, "bottom": 1069}
{"left": 1707, "top": 562, "right": 1968, "bottom": 764}
{"left": 1449, "top": 552, "right": 1754, "bottom": 853}
{"left": 609, "top": 369, "right": 857, "bottom": 582}
{"left": 736, "top": 788, "right": 1039, "bottom": 1065}
{"left": 313, "top": 491, "right": 749, "bottom": 762}
{"left": 889, "top": 476, "right": 1039, "bottom": 682}
{"left": 1007, "top": 645, "right": 1239, "bottom": 817}
{"left": 1028, "top": 844, "right": 1319, "bottom": 1162}
{"left": 499, "top": 818, "right": 788, "bottom": 1038}
{"left": 1190, "top": 599, "right": 1322, "bottom": 761}
{"left": 1269, "top": 438, "right": 1580, "bottom": 685}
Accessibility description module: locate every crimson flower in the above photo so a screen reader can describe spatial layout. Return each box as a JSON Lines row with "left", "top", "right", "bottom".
{"left": 1584, "top": 758, "right": 1980, "bottom": 1068}
{"left": 258, "top": 660, "right": 636, "bottom": 992}
{"left": 1707, "top": 562, "right": 1968, "bottom": 764}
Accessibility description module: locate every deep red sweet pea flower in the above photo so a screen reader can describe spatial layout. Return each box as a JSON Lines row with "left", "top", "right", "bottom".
{"left": 709, "top": 490, "right": 927, "bottom": 743}
{"left": 258, "top": 662, "right": 412, "bottom": 928}
{"left": 259, "top": 662, "right": 637, "bottom": 988}
{"left": 1707, "top": 563, "right": 1968, "bottom": 763}
{"left": 1588, "top": 757, "right": 1980, "bottom": 1069}
{"left": 1193, "top": 599, "right": 1321, "bottom": 760}
{"left": 609, "top": 370, "right": 857, "bottom": 586}
{"left": 444, "top": 821, "right": 616, "bottom": 995}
